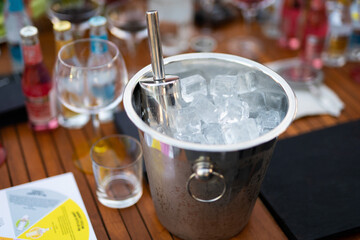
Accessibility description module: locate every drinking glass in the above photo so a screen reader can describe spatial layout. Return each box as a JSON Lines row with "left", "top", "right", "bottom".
{"left": 261, "top": 0, "right": 283, "bottom": 39}
{"left": 55, "top": 38, "right": 128, "bottom": 173}
{"left": 106, "top": 0, "right": 147, "bottom": 75}
{"left": 91, "top": 134, "right": 143, "bottom": 208}
{"left": 227, "top": 0, "right": 274, "bottom": 60}
{"left": 47, "top": 0, "right": 103, "bottom": 38}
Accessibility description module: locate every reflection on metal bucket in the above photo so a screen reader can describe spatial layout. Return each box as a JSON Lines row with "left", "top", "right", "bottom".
{"left": 124, "top": 53, "right": 296, "bottom": 240}
{"left": 141, "top": 130, "right": 276, "bottom": 239}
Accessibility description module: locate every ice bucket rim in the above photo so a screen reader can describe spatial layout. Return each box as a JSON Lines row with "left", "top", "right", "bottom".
{"left": 124, "top": 52, "right": 297, "bottom": 152}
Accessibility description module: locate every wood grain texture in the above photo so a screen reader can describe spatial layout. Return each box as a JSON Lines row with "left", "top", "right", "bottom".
{"left": 1, "top": 12, "right": 360, "bottom": 240}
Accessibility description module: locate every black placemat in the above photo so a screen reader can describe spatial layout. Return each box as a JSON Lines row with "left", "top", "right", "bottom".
{"left": 0, "top": 73, "right": 27, "bottom": 127}
{"left": 114, "top": 110, "right": 140, "bottom": 141}
{"left": 260, "top": 120, "right": 360, "bottom": 240}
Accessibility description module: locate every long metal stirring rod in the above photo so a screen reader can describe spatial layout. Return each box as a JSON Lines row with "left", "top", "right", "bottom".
{"left": 139, "top": 10, "right": 181, "bottom": 127}
{"left": 146, "top": 10, "right": 166, "bottom": 82}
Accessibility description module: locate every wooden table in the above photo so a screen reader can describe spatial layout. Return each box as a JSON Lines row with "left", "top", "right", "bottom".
{"left": 1, "top": 13, "right": 360, "bottom": 240}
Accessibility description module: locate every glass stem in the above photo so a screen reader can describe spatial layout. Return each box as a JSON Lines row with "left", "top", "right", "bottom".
{"left": 242, "top": 7, "right": 257, "bottom": 36}
{"left": 126, "top": 38, "right": 137, "bottom": 57}
{"left": 91, "top": 114, "right": 101, "bottom": 139}
{"left": 242, "top": 7, "right": 257, "bottom": 23}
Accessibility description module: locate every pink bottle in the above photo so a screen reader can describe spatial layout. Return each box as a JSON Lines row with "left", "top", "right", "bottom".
{"left": 20, "top": 26, "right": 58, "bottom": 131}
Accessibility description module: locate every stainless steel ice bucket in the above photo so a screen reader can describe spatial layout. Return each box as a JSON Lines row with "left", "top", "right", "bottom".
{"left": 123, "top": 53, "right": 296, "bottom": 240}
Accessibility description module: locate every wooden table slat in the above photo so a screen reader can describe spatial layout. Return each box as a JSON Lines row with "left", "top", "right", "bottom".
{"left": 2, "top": 125, "right": 30, "bottom": 185}
{"left": 16, "top": 124, "right": 48, "bottom": 181}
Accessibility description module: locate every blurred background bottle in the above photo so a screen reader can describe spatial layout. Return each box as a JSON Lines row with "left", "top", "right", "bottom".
{"left": 4, "top": 0, "right": 32, "bottom": 73}
{"left": 53, "top": 20, "right": 90, "bottom": 128}
{"left": 347, "top": 0, "right": 360, "bottom": 62}
{"left": 88, "top": 15, "right": 117, "bottom": 123}
{"left": 322, "top": 0, "right": 352, "bottom": 67}
{"left": 278, "top": 0, "right": 303, "bottom": 50}
{"left": 147, "top": 0, "right": 194, "bottom": 56}
{"left": 299, "top": 0, "right": 328, "bottom": 69}
{"left": 20, "top": 26, "right": 58, "bottom": 131}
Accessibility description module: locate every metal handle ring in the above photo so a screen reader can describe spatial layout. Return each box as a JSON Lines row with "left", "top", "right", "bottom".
{"left": 186, "top": 171, "right": 226, "bottom": 203}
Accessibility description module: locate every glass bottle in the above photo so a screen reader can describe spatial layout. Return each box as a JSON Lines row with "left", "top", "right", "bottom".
{"left": 299, "top": 0, "right": 328, "bottom": 69}
{"left": 88, "top": 16, "right": 117, "bottom": 123}
{"left": 20, "top": 26, "right": 58, "bottom": 131}
{"left": 4, "top": 0, "right": 32, "bottom": 73}
{"left": 53, "top": 21, "right": 90, "bottom": 129}
{"left": 322, "top": 0, "right": 352, "bottom": 67}
{"left": 278, "top": 0, "right": 303, "bottom": 50}
{"left": 347, "top": 0, "right": 360, "bottom": 61}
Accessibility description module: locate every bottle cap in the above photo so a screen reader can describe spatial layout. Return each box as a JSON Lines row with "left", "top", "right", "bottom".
{"left": 9, "top": 0, "right": 25, "bottom": 12}
{"left": 53, "top": 21, "right": 72, "bottom": 32}
{"left": 20, "top": 26, "right": 38, "bottom": 38}
{"left": 89, "top": 16, "right": 107, "bottom": 27}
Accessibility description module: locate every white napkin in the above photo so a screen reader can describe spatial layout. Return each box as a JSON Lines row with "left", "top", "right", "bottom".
{"left": 266, "top": 58, "right": 344, "bottom": 120}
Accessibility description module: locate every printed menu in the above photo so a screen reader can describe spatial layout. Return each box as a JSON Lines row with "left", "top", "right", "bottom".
{"left": 0, "top": 173, "right": 97, "bottom": 240}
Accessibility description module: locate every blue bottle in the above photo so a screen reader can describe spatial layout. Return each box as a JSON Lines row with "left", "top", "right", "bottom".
{"left": 88, "top": 16, "right": 117, "bottom": 123}
{"left": 4, "top": 0, "right": 32, "bottom": 73}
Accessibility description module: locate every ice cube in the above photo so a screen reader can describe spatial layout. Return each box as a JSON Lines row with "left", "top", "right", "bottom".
{"left": 222, "top": 119, "right": 260, "bottom": 144}
{"left": 172, "top": 68, "right": 210, "bottom": 80}
{"left": 218, "top": 98, "right": 250, "bottom": 124}
{"left": 173, "top": 131, "right": 206, "bottom": 144}
{"left": 243, "top": 71, "right": 259, "bottom": 92}
{"left": 202, "top": 123, "right": 224, "bottom": 145}
{"left": 190, "top": 95, "right": 219, "bottom": 123}
{"left": 168, "top": 107, "right": 202, "bottom": 135}
{"left": 180, "top": 74, "right": 208, "bottom": 103}
{"left": 238, "top": 91, "right": 266, "bottom": 117}
{"left": 209, "top": 74, "right": 240, "bottom": 97}
{"left": 256, "top": 110, "right": 281, "bottom": 131}
{"left": 264, "top": 90, "right": 288, "bottom": 112}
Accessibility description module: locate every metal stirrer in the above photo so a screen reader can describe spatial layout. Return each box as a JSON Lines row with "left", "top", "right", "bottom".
{"left": 139, "top": 10, "right": 182, "bottom": 127}
{"left": 146, "top": 10, "right": 165, "bottom": 82}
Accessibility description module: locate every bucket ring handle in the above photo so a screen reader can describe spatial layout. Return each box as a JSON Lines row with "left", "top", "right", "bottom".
{"left": 186, "top": 157, "right": 226, "bottom": 203}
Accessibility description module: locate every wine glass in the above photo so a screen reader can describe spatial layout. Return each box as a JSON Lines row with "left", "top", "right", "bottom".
{"left": 105, "top": 0, "right": 147, "bottom": 76}
{"left": 227, "top": 0, "right": 274, "bottom": 60}
{"left": 234, "top": 0, "right": 275, "bottom": 21}
{"left": 55, "top": 38, "right": 128, "bottom": 173}
{"left": 191, "top": 0, "right": 227, "bottom": 53}
{"left": 47, "top": 0, "right": 103, "bottom": 38}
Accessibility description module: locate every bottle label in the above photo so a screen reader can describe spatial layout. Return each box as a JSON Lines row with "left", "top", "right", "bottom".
{"left": 10, "top": 44, "right": 23, "bottom": 63}
{"left": 22, "top": 44, "right": 43, "bottom": 64}
{"left": 90, "top": 35, "right": 108, "bottom": 54}
{"left": 25, "top": 89, "right": 57, "bottom": 124}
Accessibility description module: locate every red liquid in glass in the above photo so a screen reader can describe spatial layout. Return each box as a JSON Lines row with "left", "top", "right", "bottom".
{"left": 52, "top": 2, "right": 98, "bottom": 24}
